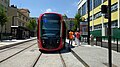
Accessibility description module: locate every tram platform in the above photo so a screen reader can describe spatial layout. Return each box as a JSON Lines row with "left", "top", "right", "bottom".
{"left": 66, "top": 39, "right": 120, "bottom": 67}
{"left": 0, "top": 37, "right": 36, "bottom": 50}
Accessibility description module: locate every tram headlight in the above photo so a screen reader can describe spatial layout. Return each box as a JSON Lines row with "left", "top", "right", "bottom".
{"left": 42, "top": 40, "right": 45, "bottom": 44}
{"left": 57, "top": 40, "right": 59, "bottom": 44}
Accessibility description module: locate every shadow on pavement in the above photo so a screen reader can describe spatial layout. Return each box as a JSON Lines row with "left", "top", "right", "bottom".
{"left": 40, "top": 42, "right": 74, "bottom": 54}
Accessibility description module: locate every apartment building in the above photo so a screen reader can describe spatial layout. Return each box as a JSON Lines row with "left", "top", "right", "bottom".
{"left": 7, "top": 5, "right": 31, "bottom": 39}
{"left": 78, "top": 0, "right": 120, "bottom": 37}
{"left": 7, "top": 5, "right": 30, "bottom": 32}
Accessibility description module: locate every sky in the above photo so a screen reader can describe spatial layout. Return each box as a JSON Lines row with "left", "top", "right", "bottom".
{"left": 10, "top": 0, "right": 79, "bottom": 18}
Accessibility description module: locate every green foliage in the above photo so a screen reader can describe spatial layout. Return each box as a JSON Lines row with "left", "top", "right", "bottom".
{"left": 26, "top": 19, "right": 37, "bottom": 31}
{"left": 0, "top": 10, "right": 7, "bottom": 28}
{"left": 74, "top": 13, "right": 82, "bottom": 31}
{"left": 0, "top": 10, "right": 8, "bottom": 40}
{"left": 62, "top": 14, "right": 68, "bottom": 19}
{"left": 0, "top": 10, "right": 7, "bottom": 34}
{"left": 75, "top": 13, "right": 81, "bottom": 22}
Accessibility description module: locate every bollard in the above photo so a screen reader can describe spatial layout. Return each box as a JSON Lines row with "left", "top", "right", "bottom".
{"left": 117, "top": 38, "right": 118, "bottom": 52}
{"left": 96, "top": 37, "right": 97, "bottom": 46}
{"left": 101, "top": 37, "right": 102, "bottom": 47}
{"left": 90, "top": 34, "right": 94, "bottom": 46}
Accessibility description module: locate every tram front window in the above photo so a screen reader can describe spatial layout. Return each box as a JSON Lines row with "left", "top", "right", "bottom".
{"left": 41, "top": 14, "right": 61, "bottom": 38}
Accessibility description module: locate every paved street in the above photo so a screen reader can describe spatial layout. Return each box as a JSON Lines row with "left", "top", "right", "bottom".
{"left": 0, "top": 38, "right": 120, "bottom": 67}
{"left": 0, "top": 39, "right": 85, "bottom": 67}
{"left": 1, "top": 0, "right": 120, "bottom": 67}
{"left": 0, "top": 40, "right": 39, "bottom": 67}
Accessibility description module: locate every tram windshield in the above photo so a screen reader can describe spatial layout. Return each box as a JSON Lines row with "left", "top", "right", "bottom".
{"left": 41, "top": 14, "right": 61, "bottom": 38}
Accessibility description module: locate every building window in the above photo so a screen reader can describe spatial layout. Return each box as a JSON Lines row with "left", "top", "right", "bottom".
{"left": 19, "top": 14, "right": 22, "bottom": 18}
{"left": 82, "top": 2, "right": 87, "bottom": 16}
{"left": 111, "top": 21, "right": 117, "bottom": 28}
{"left": 26, "top": 18, "right": 28, "bottom": 21}
{"left": 104, "top": 0, "right": 107, "bottom": 2}
{"left": 94, "top": 0, "right": 102, "bottom": 8}
{"left": 78, "top": 7, "right": 82, "bottom": 15}
{"left": 90, "top": 0, "right": 92, "bottom": 11}
{"left": 94, "top": 24, "right": 102, "bottom": 30}
{"left": 94, "top": 12, "right": 101, "bottom": 19}
{"left": 23, "top": 17, "right": 24, "bottom": 20}
{"left": 22, "top": 23, "right": 24, "bottom": 26}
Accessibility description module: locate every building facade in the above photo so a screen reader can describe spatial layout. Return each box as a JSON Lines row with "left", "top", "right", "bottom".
{"left": 7, "top": 5, "right": 31, "bottom": 39}
{"left": 7, "top": 5, "right": 30, "bottom": 33}
{"left": 78, "top": 0, "right": 120, "bottom": 37}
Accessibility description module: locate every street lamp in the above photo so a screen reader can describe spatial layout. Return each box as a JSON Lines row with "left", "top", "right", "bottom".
{"left": 87, "top": 0, "right": 90, "bottom": 45}
{"left": 108, "top": 0, "right": 112, "bottom": 67}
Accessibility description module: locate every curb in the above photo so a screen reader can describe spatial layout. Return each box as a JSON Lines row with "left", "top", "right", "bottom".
{"left": 0, "top": 38, "right": 36, "bottom": 50}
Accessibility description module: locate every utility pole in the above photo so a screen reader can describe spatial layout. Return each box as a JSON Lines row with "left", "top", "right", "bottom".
{"left": 87, "top": 0, "right": 90, "bottom": 45}
{"left": 101, "top": 0, "right": 105, "bottom": 36}
{"left": 108, "top": 0, "right": 112, "bottom": 67}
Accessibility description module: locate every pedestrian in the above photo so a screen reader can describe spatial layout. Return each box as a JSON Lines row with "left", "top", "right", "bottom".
{"left": 75, "top": 31, "right": 80, "bottom": 46}
{"left": 68, "top": 30, "right": 74, "bottom": 49}
{"left": 90, "top": 34, "right": 94, "bottom": 46}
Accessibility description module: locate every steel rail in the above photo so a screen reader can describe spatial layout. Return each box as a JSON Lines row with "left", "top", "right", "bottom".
{"left": 0, "top": 43, "right": 36, "bottom": 63}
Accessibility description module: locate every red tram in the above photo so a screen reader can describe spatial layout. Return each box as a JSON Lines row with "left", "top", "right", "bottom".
{"left": 37, "top": 13, "right": 66, "bottom": 51}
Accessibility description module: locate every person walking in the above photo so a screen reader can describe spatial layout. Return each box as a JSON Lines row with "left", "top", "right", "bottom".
{"left": 68, "top": 31, "right": 74, "bottom": 51}
{"left": 75, "top": 31, "right": 80, "bottom": 46}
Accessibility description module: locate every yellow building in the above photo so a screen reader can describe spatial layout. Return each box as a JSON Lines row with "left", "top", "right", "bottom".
{"left": 78, "top": 0, "right": 120, "bottom": 37}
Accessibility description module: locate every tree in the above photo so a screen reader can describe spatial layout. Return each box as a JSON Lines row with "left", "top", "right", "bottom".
{"left": 26, "top": 19, "right": 37, "bottom": 36}
{"left": 26, "top": 19, "right": 37, "bottom": 31}
{"left": 74, "top": 13, "right": 82, "bottom": 31}
{"left": 62, "top": 14, "right": 68, "bottom": 19}
{"left": 0, "top": 10, "right": 8, "bottom": 41}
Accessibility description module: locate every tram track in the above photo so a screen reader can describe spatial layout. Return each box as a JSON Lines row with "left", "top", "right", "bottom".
{"left": 32, "top": 52, "right": 42, "bottom": 67}
{"left": 0, "top": 42, "right": 37, "bottom": 63}
{"left": 0, "top": 40, "right": 37, "bottom": 53}
{"left": 32, "top": 51, "right": 67, "bottom": 67}
{"left": 32, "top": 49, "right": 85, "bottom": 67}
{"left": 59, "top": 51, "right": 67, "bottom": 67}
{"left": 0, "top": 38, "right": 37, "bottom": 50}
{"left": 31, "top": 48, "right": 87, "bottom": 67}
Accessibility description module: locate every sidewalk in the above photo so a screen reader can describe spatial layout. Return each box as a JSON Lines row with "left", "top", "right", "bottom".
{"left": 0, "top": 37, "right": 37, "bottom": 50}
{"left": 66, "top": 39, "right": 120, "bottom": 67}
